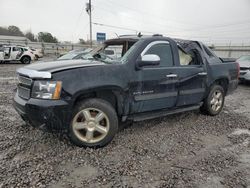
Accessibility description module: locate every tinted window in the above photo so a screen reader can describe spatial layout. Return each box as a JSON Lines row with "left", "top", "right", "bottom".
{"left": 13, "top": 47, "right": 20, "bottom": 51}
{"left": 145, "top": 43, "right": 173, "bottom": 67}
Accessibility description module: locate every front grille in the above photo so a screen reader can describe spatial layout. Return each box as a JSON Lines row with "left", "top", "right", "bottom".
{"left": 17, "top": 86, "right": 31, "bottom": 100}
{"left": 240, "top": 67, "right": 250, "bottom": 71}
{"left": 17, "top": 75, "right": 32, "bottom": 100}
{"left": 18, "top": 75, "right": 32, "bottom": 86}
{"left": 240, "top": 71, "right": 247, "bottom": 76}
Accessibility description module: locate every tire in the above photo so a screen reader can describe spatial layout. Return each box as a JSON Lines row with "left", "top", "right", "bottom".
{"left": 200, "top": 85, "right": 225, "bottom": 116}
{"left": 21, "top": 56, "right": 31, "bottom": 64}
{"left": 68, "top": 98, "right": 118, "bottom": 148}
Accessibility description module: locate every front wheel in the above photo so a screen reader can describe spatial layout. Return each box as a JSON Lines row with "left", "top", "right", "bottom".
{"left": 68, "top": 98, "right": 118, "bottom": 148}
{"left": 201, "top": 85, "right": 225, "bottom": 116}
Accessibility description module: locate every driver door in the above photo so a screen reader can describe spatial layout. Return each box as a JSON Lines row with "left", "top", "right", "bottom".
{"left": 130, "top": 41, "right": 179, "bottom": 113}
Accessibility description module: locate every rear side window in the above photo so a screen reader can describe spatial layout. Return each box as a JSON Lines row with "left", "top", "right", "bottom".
{"left": 145, "top": 43, "right": 173, "bottom": 67}
{"left": 178, "top": 48, "right": 193, "bottom": 65}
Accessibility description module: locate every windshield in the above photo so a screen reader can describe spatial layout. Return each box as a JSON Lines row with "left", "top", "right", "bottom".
{"left": 58, "top": 52, "right": 79, "bottom": 60}
{"left": 78, "top": 41, "right": 138, "bottom": 64}
{"left": 121, "top": 40, "right": 140, "bottom": 64}
{"left": 81, "top": 44, "right": 124, "bottom": 64}
{"left": 58, "top": 48, "right": 92, "bottom": 60}
{"left": 237, "top": 55, "right": 250, "bottom": 62}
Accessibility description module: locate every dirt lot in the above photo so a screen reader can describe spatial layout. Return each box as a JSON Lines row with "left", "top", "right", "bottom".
{"left": 0, "top": 63, "right": 250, "bottom": 188}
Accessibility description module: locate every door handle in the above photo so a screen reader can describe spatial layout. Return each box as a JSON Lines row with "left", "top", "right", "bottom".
{"left": 198, "top": 72, "right": 207, "bottom": 76}
{"left": 166, "top": 74, "right": 178, "bottom": 78}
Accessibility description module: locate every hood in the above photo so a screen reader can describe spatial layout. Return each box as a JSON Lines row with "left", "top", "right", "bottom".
{"left": 23, "top": 59, "right": 105, "bottom": 72}
{"left": 238, "top": 60, "right": 250, "bottom": 68}
{"left": 17, "top": 59, "right": 105, "bottom": 79}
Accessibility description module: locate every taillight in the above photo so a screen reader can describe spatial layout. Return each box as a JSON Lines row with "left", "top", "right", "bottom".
{"left": 236, "top": 62, "right": 240, "bottom": 78}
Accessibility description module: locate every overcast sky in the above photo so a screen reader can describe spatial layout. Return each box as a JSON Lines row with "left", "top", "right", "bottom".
{"left": 0, "top": 0, "right": 250, "bottom": 44}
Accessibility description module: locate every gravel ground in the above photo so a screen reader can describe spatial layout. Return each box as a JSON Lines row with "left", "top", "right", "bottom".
{"left": 0, "top": 62, "right": 250, "bottom": 188}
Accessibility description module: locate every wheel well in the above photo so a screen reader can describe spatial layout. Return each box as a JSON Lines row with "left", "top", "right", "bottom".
{"left": 213, "top": 78, "right": 229, "bottom": 94}
{"left": 21, "top": 55, "right": 31, "bottom": 60}
{"left": 73, "top": 90, "right": 119, "bottom": 114}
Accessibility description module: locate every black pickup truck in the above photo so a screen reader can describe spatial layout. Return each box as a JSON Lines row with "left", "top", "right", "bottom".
{"left": 14, "top": 35, "right": 239, "bottom": 147}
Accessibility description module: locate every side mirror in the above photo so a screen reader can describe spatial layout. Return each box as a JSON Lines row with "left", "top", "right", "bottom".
{"left": 138, "top": 54, "right": 160, "bottom": 67}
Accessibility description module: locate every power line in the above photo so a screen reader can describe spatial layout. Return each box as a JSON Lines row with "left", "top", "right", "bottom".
{"left": 93, "top": 22, "right": 250, "bottom": 40}
{"left": 103, "top": 0, "right": 205, "bottom": 27}
{"left": 93, "top": 1, "right": 250, "bottom": 35}
{"left": 102, "top": 0, "right": 250, "bottom": 31}
{"left": 93, "top": 22, "right": 138, "bottom": 32}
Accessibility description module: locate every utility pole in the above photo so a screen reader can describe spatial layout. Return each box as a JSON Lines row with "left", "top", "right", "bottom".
{"left": 86, "top": 0, "right": 92, "bottom": 47}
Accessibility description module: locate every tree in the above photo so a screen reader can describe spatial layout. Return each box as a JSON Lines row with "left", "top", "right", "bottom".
{"left": 7, "top": 25, "right": 24, "bottom": 36}
{"left": 38, "top": 32, "right": 58, "bottom": 43}
{"left": 25, "top": 31, "right": 37, "bottom": 42}
{"left": 0, "top": 26, "right": 9, "bottom": 35}
{"left": 79, "top": 38, "right": 86, "bottom": 44}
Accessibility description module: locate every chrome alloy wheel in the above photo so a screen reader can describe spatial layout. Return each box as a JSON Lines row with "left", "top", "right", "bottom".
{"left": 210, "top": 90, "right": 223, "bottom": 112}
{"left": 72, "top": 108, "right": 110, "bottom": 144}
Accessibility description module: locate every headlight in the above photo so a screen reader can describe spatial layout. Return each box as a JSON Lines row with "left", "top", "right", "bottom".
{"left": 31, "top": 81, "right": 62, "bottom": 99}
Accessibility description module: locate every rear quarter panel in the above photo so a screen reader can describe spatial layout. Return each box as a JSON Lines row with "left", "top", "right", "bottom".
{"left": 207, "top": 62, "right": 238, "bottom": 94}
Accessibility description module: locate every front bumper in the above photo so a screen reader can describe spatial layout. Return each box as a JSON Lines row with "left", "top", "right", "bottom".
{"left": 13, "top": 93, "right": 71, "bottom": 130}
{"left": 239, "top": 70, "right": 250, "bottom": 81}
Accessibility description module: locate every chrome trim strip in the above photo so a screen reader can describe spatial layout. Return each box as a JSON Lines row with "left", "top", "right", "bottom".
{"left": 17, "top": 68, "right": 51, "bottom": 79}
{"left": 179, "top": 88, "right": 205, "bottom": 95}
{"left": 134, "top": 91, "right": 177, "bottom": 101}
{"left": 141, "top": 41, "right": 170, "bottom": 56}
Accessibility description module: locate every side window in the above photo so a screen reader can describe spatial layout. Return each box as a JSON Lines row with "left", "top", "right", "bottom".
{"left": 13, "top": 47, "right": 20, "bottom": 51}
{"left": 145, "top": 43, "right": 173, "bottom": 67}
{"left": 178, "top": 48, "right": 193, "bottom": 65}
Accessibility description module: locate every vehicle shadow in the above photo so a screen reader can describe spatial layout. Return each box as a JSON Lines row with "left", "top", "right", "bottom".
{"left": 239, "top": 81, "right": 250, "bottom": 86}
{"left": 0, "top": 61, "right": 25, "bottom": 65}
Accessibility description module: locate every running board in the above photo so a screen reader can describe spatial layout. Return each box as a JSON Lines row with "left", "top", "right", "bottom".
{"left": 127, "top": 104, "right": 202, "bottom": 122}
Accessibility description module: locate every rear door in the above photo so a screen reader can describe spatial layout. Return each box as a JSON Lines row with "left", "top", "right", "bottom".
{"left": 175, "top": 47, "right": 207, "bottom": 106}
{"left": 131, "top": 41, "right": 179, "bottom": 113}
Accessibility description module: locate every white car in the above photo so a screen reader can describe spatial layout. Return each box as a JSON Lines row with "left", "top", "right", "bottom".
{"left": 0, "top": 46, "right": 35, "bottom": 64}
{"left": 237, "top": 55, "right": 250, "bottom": 82}
{"left": 25, "top": 47, "right": 43, "bottom": 59}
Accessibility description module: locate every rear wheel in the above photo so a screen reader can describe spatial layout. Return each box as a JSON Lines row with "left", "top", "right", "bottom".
{"left": 201, "top": 85, "right": 225, "bottom": 116}
{"left": 68, "top": 98, "right": 118, "bottom": 147}
{"left": 21, "top": 56, "right": 31, "bottom": 64}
